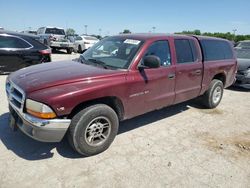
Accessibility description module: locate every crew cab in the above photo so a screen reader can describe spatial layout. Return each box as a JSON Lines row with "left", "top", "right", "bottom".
{"left": 6, "top": 34, "right": 237, "bottom": 156}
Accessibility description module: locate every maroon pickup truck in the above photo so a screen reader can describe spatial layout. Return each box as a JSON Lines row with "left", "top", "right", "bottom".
{"left": 6, "top": 34, "right": 237, "bottom": 156}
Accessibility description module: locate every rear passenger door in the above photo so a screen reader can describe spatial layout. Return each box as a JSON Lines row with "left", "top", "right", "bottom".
{"left": 174, "top": 38, "right": 203, "bottom": 104}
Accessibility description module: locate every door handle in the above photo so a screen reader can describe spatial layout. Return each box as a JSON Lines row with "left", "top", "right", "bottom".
{"left": 192, "top": 70, "right": 202, "bottom": 75}
{"left": 168, "top": 73, "right": 176, "bottom": 80}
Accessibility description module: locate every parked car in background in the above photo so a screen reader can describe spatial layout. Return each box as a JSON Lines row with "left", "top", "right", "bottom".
{"left": 37, "top": 26, "right": 74, "bottom": 54}
{"left": 74, "top": 35, "right": 99, "bottom": 53}
{"left": 235, "top": 47, "right": 250, "bottom": 89}
{"left": 6, "top": 34, "right": 236, "bottom": 156}
{"left": 0, "top": 30, "right": 51, "bottom": 74}
{"left": 21, "top": 30, "right": 37, "bottom": 35}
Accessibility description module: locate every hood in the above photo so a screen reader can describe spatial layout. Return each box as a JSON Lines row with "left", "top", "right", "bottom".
{"left": 8, "top": 61, "right": 125, "bottom": 93}
{"left": 237, "top": 58, "right": 250, "bottom": 71}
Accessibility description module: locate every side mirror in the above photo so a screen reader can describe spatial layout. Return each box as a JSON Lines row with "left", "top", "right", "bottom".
{"left": 139, "top": 55, "right": 161, "bottom": 70}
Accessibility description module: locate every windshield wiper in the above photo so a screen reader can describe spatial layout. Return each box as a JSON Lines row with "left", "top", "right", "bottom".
{"left": 78, "top": 55, "right": 90, "bottom": 65}
{"left": 87, "top": 58, "right": 112, "bottom": 69}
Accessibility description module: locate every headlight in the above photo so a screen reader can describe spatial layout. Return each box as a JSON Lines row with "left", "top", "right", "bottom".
{"left": 26, "top": 99, "right": 56, "bottom": 119}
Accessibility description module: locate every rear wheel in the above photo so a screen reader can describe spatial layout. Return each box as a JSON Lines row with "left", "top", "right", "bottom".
{"left": 202, "top": 79, "right": 224, "bottom": 108}
{"left": 51, "top": 48, "right": 57, "bottom": 53}
{"left": 67, "top": 48, "right": 73, "bottom": 54}
{"left": 67, "top": 104, "right": 119, "bottom": 156}
{"left": 44, "top": 39, "right": 48, "bottom": 46}
{"left": 78, "top": 45, "right": 82, "bottom": 53}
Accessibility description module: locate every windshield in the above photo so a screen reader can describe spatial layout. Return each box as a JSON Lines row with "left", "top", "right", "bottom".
{"left": 45, "top": 28, "right": 65, "bottom": 35}
{"left": 236, "top": 49, "right": 250, "bottom": 59}
{"left": 83, "top": 36, "right": 98, "bottom": 40}
{"left": 237, "top": 42, "right": 250, "bottom": 48}
{"left": 81, "top": 37, "right": 144, "bottom": 69}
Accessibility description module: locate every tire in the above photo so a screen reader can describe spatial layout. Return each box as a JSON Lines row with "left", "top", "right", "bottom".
{"left": 51, "top": 47, "right": 57, "bottom": 53}
{"left": 78, "top": 45, "right": 82, "bottom": 53}
{"left": 67, "top": 48, "right": 73, "bottom": 54}
{"left": 202, "top": 79, "right": 224, "bottom": 109}
{"left": 44, "top": 39, "right": 48, "bottom": 46}
{"left": 67, "top": 104, "right": 119, "bottom": 156}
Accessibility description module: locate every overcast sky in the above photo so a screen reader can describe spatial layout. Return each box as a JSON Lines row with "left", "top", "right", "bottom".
{"left": 0, "top": 0, "right": 249, "bottom": 35}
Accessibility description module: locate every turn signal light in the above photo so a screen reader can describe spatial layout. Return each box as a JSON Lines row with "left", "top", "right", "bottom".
{"left": 27, "top": 109, "right": 56, "bottom": 119}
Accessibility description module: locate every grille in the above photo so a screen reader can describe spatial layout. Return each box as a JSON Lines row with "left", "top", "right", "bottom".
{"left": 6, "top": 81, "right": 25, "bottom": 110}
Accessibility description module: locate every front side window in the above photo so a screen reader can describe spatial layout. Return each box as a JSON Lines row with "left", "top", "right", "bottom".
{"left": 144, "top": 40, "right": 171, "bottom": 66}
{"left": 0, "top": 36, "right": 31, "bottom": 49}
{"left": 37, "top": 27, "right": 45, "bottom": 34}
{"left": 174, "top": 39, "right": 195, "bottom": 63}
{"left": 81, "top": 37, "right": 144, "bottom": 69}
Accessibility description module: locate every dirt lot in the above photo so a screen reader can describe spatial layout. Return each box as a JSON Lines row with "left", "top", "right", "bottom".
{"left": 0, "top": 52, "right": 249, "bottom": 188}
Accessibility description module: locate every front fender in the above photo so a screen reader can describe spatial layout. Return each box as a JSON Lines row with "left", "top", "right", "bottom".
{"left": 27, "top": 77, "right": 128, "bottom": 117}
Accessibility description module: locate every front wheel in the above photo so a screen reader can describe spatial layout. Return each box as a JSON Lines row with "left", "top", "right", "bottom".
{"left": 67, "top": 104, "right": 119, "bottom": 156}
{"left": 66, "top": 48, "right": 73, "bottom": 54}
{"left": 44, "top": 39, "right": 48, "bottom": 46}
{"left": 202, "top": 79, "right": 224, "bottom": 109}
{"left": 78, "top": 45, "right": 82, "bottom": 53}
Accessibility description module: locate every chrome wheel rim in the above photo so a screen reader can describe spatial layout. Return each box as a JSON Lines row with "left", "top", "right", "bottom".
{"left": 84, "top": 116, "right": 111, "bottom": 146}
{"left": 212, "top": 86, "right": 222, "bottom": 104}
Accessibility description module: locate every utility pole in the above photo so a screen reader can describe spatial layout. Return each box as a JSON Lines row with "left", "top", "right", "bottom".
{"left": 232, "top": 29, "right": 237, "bottom": 41}
{"left": 99, "top": 28, "right": 102, "bottom": 36}
{"left": 233, "top": 29, "right": 237, "bottom": 35}
{"left": 152, "top": 26, "right": 156, "bottom": 33}
{"left": 84, "top": 25, "right": 88, "bottom": 35}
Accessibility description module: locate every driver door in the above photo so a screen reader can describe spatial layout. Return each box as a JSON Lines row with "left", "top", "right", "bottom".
{"left": 126, "top": 40, "right": 176, "bottom": 118}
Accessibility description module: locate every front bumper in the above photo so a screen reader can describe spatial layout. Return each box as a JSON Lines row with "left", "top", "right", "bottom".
{"left": 235, "top": 71, "right": 250, "bottom": 89}
{"left": 9, "top": 104, "right": 71, "bottom": 142}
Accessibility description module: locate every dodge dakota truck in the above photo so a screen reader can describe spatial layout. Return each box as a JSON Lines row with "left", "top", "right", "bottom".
{"left": 6, "top": 34, "right": 237, "bottom": 156}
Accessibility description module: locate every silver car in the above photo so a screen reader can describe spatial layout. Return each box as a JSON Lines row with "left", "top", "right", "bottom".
{"left": 235, "top": 42, "right": 250, "bottom": 89}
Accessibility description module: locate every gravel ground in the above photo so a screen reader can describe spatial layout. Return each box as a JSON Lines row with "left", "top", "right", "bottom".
{"left": 0, "top": 52, "right": 249, "bottom": 188}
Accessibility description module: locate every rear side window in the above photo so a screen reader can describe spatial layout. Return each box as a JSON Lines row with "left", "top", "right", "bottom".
{"left": 75, "top": 36, "right": 82, "bottom": 41}
{"left": 0, "top": 36, "right": 32, "bottom": 49}
{"left": 201, "top": 40, "right": 233, "bottom": 61}
{"left": 174, "top": 39, "right": 196, "bottom": 63}
{"left": 25, "top": 37, "right": 46, "bottom": 49}
{"left": 145, "top": 40, "right": 171, "bottom": 66}
{"left": 84, "top": 36, "right": 98, "bottom": 40}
